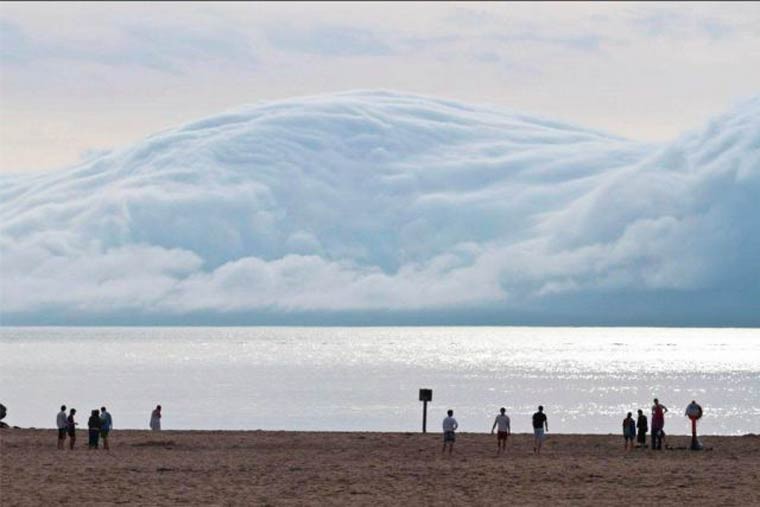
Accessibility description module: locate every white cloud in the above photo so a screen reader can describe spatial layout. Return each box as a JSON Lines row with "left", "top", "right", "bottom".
{"left": 1, "top": 91, "right": 758, "bottom": 323}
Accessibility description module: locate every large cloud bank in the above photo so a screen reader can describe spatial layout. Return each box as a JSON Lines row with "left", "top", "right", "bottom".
{"left": 2, "top": 91, "right": 759, "bottom": 325}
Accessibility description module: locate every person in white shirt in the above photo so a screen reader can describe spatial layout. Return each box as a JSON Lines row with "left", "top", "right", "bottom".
{"left": 442, "top": 409, "right": 459, "bottom": 454}
{"left": 491, "top": 407, "right": 511, "bottom": 454}
{"left": 56, "top": 405, "right": 67, "bottom": 450}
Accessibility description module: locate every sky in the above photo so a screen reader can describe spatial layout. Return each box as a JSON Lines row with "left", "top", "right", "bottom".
{"left": 1, "top": 2, "right": 759, "bottom": 326}
{"left": 2, "top": 1, "right": 760, "bottom": 173}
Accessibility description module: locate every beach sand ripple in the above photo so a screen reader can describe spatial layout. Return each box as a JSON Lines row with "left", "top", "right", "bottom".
{"left": 2, "top": 430, "right": 759, "bottom": 505}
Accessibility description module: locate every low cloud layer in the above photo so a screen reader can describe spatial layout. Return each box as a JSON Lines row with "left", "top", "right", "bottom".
{"left": 1, "top": 91, "right": 759, "bottom": 324}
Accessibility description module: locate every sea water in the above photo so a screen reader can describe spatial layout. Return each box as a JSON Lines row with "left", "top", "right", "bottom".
{"left": 1, "top": 327, "right": 758, "bottom": 435}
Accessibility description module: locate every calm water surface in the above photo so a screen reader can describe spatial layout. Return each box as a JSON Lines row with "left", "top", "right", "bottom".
{"left": 1, "top": 327, "right": 758, "bottom": 435}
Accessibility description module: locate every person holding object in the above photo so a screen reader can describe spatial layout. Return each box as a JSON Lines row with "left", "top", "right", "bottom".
{"left": 150, "top": 405, "right": 162, "bottom": 431}
{"left": 491, "top": 407, "right": 511, "bottom": 455}
{"left": 685, "top": 400, "right": 704, "bottom": 450}
{"left": 442, "top": 409, "right": 458, "bottom": 455}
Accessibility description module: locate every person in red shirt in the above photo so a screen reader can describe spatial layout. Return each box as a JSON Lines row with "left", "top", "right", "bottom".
{"left": 651, "top": 398, "right": 668, "bottom": 450}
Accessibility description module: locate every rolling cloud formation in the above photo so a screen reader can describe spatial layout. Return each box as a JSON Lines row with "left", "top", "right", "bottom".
{"left": 1, "top": 91, "right": 759, "bottom": 324}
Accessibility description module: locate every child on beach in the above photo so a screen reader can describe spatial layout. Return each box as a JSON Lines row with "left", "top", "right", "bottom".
{"left": 636, "top": 409, "right": 648, "bottom": 448}
{"left": 442, "top": 409, "right": 458, "bottom": 455}
{"left": 623, "top": 412, "right": 636, "bottom": 451}
{"left": 87, "top": 409, "right": 101, "bottom": 449}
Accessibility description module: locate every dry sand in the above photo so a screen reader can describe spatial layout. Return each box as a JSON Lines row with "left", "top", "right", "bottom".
{"left": 2, "top": 429, "right": 759, "bottom": 506}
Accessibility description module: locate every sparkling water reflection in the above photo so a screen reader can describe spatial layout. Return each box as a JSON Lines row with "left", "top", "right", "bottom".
{"left": 1, "top": 327, "right": 758, "bottom": 435}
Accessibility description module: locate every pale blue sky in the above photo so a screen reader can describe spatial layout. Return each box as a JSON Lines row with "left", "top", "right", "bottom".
{"left": 2, "top": 1, "right": 759, "bottom": 172}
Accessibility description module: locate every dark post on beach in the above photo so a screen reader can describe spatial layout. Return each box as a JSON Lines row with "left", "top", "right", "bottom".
{"left": 419, "top": 388, "right": 433, "bottom": 433}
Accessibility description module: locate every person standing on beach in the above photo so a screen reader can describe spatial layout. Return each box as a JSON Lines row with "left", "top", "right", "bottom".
{"left": 100, "top": 407, "right": 113, "bottom": 450}
{"left": 150, "top": 405, "right": 162, "bottom": 431}
{"left": 491, "top": 407, "right": 511, "bottom": 455}
{"left": 651, "top": 398, "right": 668, "bottom": 450}
{"left": 623, "top": 412, "right": 636, "bottom": 451}
{"left": 636, "top": 409, "right": 648, "bottom": 448}
{"left": 87, "top": 410, "right": 101, "bottom": 449}
{"left": 56, "top": 405, "right": 67, "bottom": 450}
{"left": 442, "top": 409, "right": 458, "bottom": 454}
{"left": 66, "top": 408, "right": 78, "bottom": 450}
{"left": 685, "top": 400, "right": 703, "bottom": 450}
{"left": 532, "top": 406, "right": 548, "bottom": 455}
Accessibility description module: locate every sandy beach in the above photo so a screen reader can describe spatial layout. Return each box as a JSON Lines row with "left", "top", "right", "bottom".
{"left": 1, "top": 429, "right": 758, "bottom": 506}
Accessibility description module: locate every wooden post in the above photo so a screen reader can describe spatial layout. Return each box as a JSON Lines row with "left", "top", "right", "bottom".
{"left": 419, "top": 389, "right": 432, "bottom": 433}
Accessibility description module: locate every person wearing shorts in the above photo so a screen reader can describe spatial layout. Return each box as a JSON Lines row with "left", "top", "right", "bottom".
{"left": 442, "top": 409, "right": 458, "bottom": 455}
{"left": 532, "top": 406, "right": 548, "bottom": 455}
{"left": 623, "top": 412, "right": 636, "bottom": 451}
{"left": 491, "top": 407, "right": 511, "bottom": 455}
{"left": 56, "top": 405, "right": 67, "bottom": 450}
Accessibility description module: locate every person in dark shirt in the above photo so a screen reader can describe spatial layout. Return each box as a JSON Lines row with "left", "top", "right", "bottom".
{"left": 87, "top": 409, "right": 101, "bottom": 449}
{"left": 532, "top": 406, "right": 548, "bottom": 455}
{"left": 67, "top": 409, "right": 78, "bottom": 450}
{"left": 636, "top": 409, "right": 648, "bottom": 448}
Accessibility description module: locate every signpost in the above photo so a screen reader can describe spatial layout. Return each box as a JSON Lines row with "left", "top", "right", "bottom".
{"left": 419, "top": 388, "right": 433, "bottom": 433}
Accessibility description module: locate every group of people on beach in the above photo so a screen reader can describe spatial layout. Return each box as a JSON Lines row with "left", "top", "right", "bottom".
{"left": 56, "top": 405, "right": 112, "bottom": 450}
{"left": 55, "top": 404, "right": 163, "bottom": 449}
{"left": 443, "top": 399, "right": 704, "bottom": 455}
{"left": 442, "top": 405, "right": 549, "bottom": 455}
{"left": 623, "top": 399, "right": 703, "bottom": 451}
